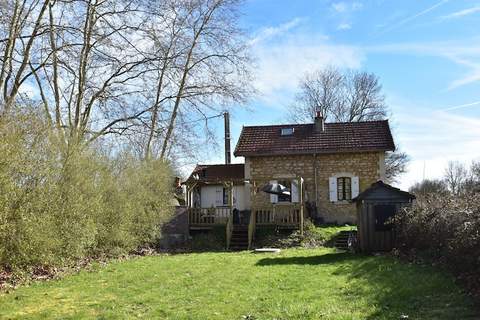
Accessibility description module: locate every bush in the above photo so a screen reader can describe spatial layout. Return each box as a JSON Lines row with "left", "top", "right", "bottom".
{"left": 0, "top": 111, "right": 173, "bottom": 272}
{"left": 396, "top": 193, "right": 480, "bottom": 274}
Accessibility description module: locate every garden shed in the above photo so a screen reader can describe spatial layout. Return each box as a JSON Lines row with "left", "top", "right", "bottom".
{"left": 353, "top": 181, "right": 415, "bottom": 252}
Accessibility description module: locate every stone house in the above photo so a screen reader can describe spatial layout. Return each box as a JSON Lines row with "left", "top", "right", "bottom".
{"left": 184, "top": 113, "right": 395, "bottom": 248}
{"left": 233, "top": 113, "right": 394, "bottom": 224}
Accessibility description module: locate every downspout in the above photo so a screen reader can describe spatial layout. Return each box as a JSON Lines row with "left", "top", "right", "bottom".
{"left": 314, "top": 153, "right": 318, "bottom": 205}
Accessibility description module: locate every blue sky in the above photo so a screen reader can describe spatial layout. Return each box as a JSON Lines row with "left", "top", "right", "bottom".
{"left": 204, "top": 0, "right": 480, "bottom": 190}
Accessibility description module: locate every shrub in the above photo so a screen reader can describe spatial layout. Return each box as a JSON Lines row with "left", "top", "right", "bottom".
{"left": 0, "top": 111, "right": 173, "bottom": 272}
{"left": 396, "top": 193, "right": 480, "bottom": 274}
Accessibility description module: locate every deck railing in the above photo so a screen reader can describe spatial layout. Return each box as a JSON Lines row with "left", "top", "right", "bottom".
{"left": 188, "top": 205, "right": 301, "bottom": 228}
{"left": 188, "top": 207, "right": 232, "bottom": 226}
{"left": 253, "top": 204, "right": 302, "bottom": 227}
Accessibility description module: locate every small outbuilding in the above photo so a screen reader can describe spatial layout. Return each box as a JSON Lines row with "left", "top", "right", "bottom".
{"left": 352, "top": 181, "right": 415, "bottom": 252}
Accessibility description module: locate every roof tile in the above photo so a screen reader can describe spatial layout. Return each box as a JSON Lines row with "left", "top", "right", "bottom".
{"left": 234, "top": 120, "right": 395, "bottom": 156}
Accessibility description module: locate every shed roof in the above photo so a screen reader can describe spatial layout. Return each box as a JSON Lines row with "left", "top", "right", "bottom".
{"left": 234, "top": 120, "right": 395, "bottom": 157}
{"left": 352, "top": 181, "right": 415, "bottom": 202}
{"left": 185, "top": 163, "right": 244, "bottom": 184}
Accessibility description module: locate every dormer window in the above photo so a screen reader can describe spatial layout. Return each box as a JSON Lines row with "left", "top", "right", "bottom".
{"left": 281, "top": 128, "right": 294, "bottom": 136}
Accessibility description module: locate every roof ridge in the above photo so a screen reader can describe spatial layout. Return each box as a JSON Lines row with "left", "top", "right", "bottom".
{"left": 195, "top": 163, "right": 244, "bottom": 167}
{"left": 241, "top": 119, "right": 389, "bottom": 128}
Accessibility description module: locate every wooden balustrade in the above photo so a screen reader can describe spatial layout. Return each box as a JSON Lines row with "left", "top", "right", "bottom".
{"left": 188, "top": 205, "right": 301, "bottom": 229}
{"left": 188, "top": 207, "right": 232, "bottom": 226}
{"left": 252, "top": 204, "right": 302, "bottom": 226}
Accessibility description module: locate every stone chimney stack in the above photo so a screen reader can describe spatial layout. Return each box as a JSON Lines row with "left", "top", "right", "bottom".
{"left": 314, "top": 110, "right": 325, "bottom": 132}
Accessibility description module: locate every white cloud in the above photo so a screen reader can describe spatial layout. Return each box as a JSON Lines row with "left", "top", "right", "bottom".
{"left": 445, "top": 57, "right": 480, "bottom": 89}
{"left": 332, "top": 2, "right": 348, "bottom": 13}
{"left": 442, "top": 100, "right": 480, "bottom": 111}
{"left": 18, "top": 82, "right": 39, "bottom": 99}
{"left": 332, "top": 2, "right": 363, "bottom": 13}
{"left": 393, "top": 106, "right": 480, "bottom": 189}
{"left": 249, "top": 17, "right": 305, "bottom": 46}
{"left": 368, "top": 40, "right": 480, "bottom": 89}
{"left": 440, "top": 6, "right": 480, "bottom": 20}
{"left": 337, "top": 23, "right": 352, "bottom": 30}
{"left": 379, "top": 0, "right": 449, "bottom": 34}
{"left": 252, "top": 34, "right": 363, "bottom": 105}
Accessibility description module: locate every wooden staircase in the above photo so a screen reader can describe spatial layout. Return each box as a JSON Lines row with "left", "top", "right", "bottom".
{"left": 334, "top": 230, "right": 357, "bottom": 250}
{"left": 229, "top": 225, "right": 249, "bottom": 251}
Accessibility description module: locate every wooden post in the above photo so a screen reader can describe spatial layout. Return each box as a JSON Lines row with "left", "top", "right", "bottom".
{"left": 229, "top": 181, "right": 234, "bottom": 209}
{"left": 299, "top": 177, "right": 304, "bottom": 236}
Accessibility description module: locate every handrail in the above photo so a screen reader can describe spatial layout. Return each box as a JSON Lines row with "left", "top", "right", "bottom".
{"left": 189, "top": 207, "right": 231, "bottom": 226}
{"left": 225, "top": 209, "right": 233, "bottom": 250}
{"left": 247, "top": 210, "right": 256, "bottom": 250}
{"left": 253, "top": 204, "right": 302, "bottom": 226}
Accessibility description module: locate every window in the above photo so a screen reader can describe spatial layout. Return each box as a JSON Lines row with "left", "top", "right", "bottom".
{"left": 374, "top": 205, "right": 396, "bottom": 231}
{"left": 222, "top": 188, "right": 228, "bottom": 205}
{"left": 277, "top": 180, "right": 292, "bottom": 202}
{"left": 281, "top": 128, "right": 294, "bottom": 136}
{"left": 337, "top": 177, "right": 352, "bottom": 201}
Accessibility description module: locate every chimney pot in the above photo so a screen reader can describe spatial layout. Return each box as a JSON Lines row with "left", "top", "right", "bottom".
{"left": 315, "top": 111, "right": 325, "bottom": 132}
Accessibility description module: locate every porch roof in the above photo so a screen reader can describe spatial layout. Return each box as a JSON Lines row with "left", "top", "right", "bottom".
{"left": 184, "top": 163, "right": 245, "bottom": 185}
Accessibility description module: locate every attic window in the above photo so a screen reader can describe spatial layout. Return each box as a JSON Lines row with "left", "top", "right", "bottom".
{"left": 281, "top": 128, "right": 294, "bottom": 136}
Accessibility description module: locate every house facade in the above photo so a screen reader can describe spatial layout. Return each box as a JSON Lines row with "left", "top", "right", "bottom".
{"left": 184, "top": 113, "right": 395, "bottom": 248}
{"left": 185, "top": 163, "right": 246, "bottom": 211}
{"left": 234, "top": 113, "right": 394, "bottom": 224}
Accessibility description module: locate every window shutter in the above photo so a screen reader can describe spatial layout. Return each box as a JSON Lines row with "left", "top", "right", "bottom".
{"left": 291, "top": 179, "right": 299, "bottom": 203}
{"left": 215, "top": 187, "right": 223, "bottom": 206}
{"left": 270, "top": 180, "right": 278, "bottom": 203}
{"left": 352, "top": 176, "right": 360, "bottom": 198}
{"left": 329, "top": 177, "right": 338, "bottom": 202}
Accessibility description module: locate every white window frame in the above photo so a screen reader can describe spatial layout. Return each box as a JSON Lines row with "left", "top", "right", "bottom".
{"left": 329, "top": 173, "right": 359, "bottom": 203}
{"left": 280, "top": 128, "right": 294, "bottom": 136}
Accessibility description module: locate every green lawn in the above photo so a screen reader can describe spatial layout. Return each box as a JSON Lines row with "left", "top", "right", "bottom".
{"left": 0, "top": 248, "right": 476, "bottom": 319}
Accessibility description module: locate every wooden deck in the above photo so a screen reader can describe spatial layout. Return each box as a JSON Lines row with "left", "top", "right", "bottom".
{"left": 188, "top": 205, "right": 303, "bottom": 250}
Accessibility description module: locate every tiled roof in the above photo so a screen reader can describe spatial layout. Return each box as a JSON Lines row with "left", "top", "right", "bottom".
{"left": 234, "top": 120, "right": 395, "bottom": 156}
{"left": 352, "top": 181, "right": 416, "bottom": 202}
{"left": 185, "top": 163, "right": 244, "bottom": 184}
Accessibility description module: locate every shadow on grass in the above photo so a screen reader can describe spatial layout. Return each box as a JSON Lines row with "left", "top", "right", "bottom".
{"left": 256, "top": 251, "right": 478, "bottom": 319}
{"left": 255, "top": 252, "right": 364, "bottom": 266}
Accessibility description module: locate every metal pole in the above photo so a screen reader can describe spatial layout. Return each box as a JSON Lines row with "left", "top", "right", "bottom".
{"left": 224, "top": 112, "right": 231, "bottom": 164}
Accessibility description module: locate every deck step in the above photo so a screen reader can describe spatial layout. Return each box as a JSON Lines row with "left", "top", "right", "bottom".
{"left": 334, "top": 230, "right": 357, "bottom": 250}
{"left": 229, "top": 225, "right": 250, "bottom": 251}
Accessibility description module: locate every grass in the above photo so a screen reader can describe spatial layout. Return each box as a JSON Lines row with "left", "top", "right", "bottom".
{"left": 254, "top": 223, "right": 356, "bottom": 248}
{"left": 311, "top": 224, "right": 356, "bottom": 244}
{"left": 0, "top": 248, "right": 476, "bottom": 319}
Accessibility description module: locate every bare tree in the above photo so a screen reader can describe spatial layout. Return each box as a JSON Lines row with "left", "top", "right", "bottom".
{"left": 444, "top": 161, "right": 468, "bottom": 195}
{"left": 289, "top": 67, "right": 387, "bottom": 123}
{"left": 139, "top": 0, "right": 252, "bottom": 161}
{"left": 409, "top": 179, "right": 448, "bottom": 197}
{"left": 289, "top": 67, "right": 408, "bottom": 181}
{"left": 385, "top": 151, "right": 409, "bottom": 181}
{"left": 463, "top": 160, "right": 480, "bottom": 193}
{"left": 0, "top": 0, "right": 252, "bottom": 163}
{"left": 0, "top": 0, "right": 51, "bottom": 115}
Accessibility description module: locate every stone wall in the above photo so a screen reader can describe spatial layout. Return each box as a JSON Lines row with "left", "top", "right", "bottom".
{"left": 159, "top": 206, "right": 190, "bottom": 249}
{"left": 247, "top": 152, "right": 383, "bottom": 224}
